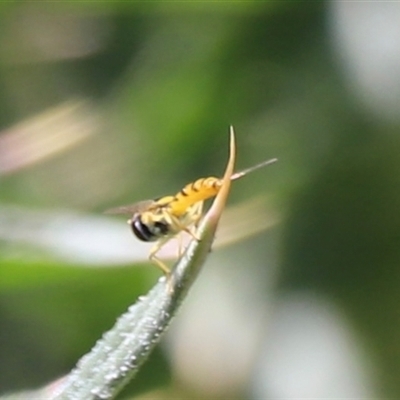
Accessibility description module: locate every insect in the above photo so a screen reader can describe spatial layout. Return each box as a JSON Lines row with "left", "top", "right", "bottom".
{"left": 107, "top": 142, "right": 277, "bottom": 276}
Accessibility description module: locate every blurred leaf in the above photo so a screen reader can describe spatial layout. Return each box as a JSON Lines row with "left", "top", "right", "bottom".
{"left": 0, "top": 193, "right": 278, "bottom": 270}
{"left": 0, "top": 100, "right": 98, "bottom": 175}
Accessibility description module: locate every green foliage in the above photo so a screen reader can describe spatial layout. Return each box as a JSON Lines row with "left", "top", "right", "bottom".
{"left": 2, "top": 2, "right": 400, "bottom": 399}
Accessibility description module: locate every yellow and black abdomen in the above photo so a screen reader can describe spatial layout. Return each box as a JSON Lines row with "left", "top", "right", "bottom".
{"left": 168, "top": 176, "right": 222, "bottom": 215}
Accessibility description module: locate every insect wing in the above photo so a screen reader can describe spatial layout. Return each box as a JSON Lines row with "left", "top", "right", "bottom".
{"left": 230, "top": 157, "right": 277, "bottom": 181}
{"left": 105, "top": 200, "right": 156, "bottom": 216}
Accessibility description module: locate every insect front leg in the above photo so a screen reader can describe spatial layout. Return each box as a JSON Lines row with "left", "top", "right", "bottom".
{"left": 149, "top": 237, "right": 177, "bottom": 293}
{"left": 149, "top": 237, "right": 172, "bottom": 276}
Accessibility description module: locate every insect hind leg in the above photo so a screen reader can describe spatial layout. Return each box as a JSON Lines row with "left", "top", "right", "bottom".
{"left": 184, "top": 201, "right": 203, "bottom": 240}
{"left": 191, "top": 201, "right": 203, "bottom": 227}
{"left": 167, "top": 202, "right": 203, "bottom": 242}
{"left": 161, "top": 208, "right": 201, "bottom": 241}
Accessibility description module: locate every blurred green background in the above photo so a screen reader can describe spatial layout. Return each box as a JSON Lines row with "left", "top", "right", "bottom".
{"left": 1, "top": 2, "right": 400, "bottom": 399}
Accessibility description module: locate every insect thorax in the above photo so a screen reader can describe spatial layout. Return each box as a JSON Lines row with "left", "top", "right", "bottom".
{"left": 130, "top": 203, "right": 201, "bottom": 242}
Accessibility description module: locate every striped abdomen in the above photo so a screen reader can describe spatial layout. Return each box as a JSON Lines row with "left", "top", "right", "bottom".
{"left": 167, "top": 177, "right": 221, "bottom": 215}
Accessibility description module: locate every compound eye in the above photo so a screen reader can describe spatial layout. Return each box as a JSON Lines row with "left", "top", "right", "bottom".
{"left": 130, "top": 216, "right": 158, "bottom": 242}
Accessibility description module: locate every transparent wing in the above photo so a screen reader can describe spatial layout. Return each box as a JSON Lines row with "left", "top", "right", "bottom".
{"left": 104, "top": 200, "right": 156, "bottom": 216}
{"left": 230, "top": 157, "right": 277, "bottom": 181}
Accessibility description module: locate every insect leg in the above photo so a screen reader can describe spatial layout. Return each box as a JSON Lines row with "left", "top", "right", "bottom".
{"left": 177, "top": 234, "right": 183, "bottom": 258}
{"left": 160, "top": 208, "right": 201, "bottom": 241}
{"left": 171, "top": 214, "right": 201, "bottom": 241}
{"left": 191, "top": 201, "right": 203, "bottom": 227}
{"left": 149, "top": 241, "right": 177, "bottom": 293}
{"left": 149, "top": 237, "right": 172, "bottom": 276}
{"left": 182, "top": 201, "right": 203, "bottom": 240}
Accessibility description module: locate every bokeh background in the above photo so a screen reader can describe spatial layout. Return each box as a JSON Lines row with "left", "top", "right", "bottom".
{"left": 1, "top": 2, "right": 400, "bottom": 399}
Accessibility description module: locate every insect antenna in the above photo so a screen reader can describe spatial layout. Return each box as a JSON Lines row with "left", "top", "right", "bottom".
{"left": 230, "top": 157, "right": 277, "bottom": 181}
